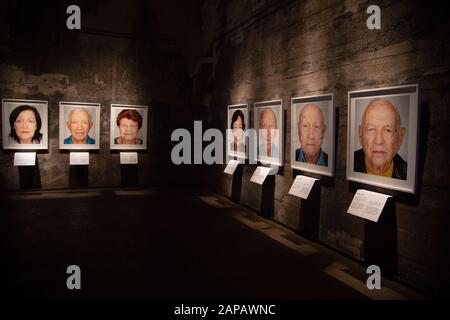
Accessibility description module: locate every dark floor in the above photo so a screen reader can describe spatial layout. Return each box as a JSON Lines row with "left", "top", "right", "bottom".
{"left": 0, "top": 188, "right": 420, "bottom": 300}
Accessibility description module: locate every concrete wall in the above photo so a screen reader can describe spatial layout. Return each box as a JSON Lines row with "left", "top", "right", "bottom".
{"left": 201, "top": 0, "right": 450, "bottom": 297}
{"left": 1, "top": 0, "right": 449, "bottom": 298}
{"left": 0, "top": 0, "right": 201, "bottom": 190}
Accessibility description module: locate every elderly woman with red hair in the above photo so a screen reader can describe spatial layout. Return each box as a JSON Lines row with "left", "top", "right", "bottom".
{"left": 114, "top": 109, "right": 143, "bottom": 145}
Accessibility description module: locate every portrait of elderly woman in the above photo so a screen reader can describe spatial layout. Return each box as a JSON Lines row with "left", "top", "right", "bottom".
{"left": 115, "top": 109, "right": 143, "bottom": 145}
{"left": 2, "top": 99, "right": 48, "bottom": 150}
{"left": 110, "top": 104, "right": 148, "bottom": 150}
{"left": 227, "top": 104, "right": 248, "bottom": 159}
{"left": 8, "top": 105, "right": 43, "bottom": 144}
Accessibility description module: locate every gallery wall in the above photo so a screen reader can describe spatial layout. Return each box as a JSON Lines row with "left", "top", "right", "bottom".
{"left": 1, "top": 0, "right": 449, "bottom": 298}
{"left": 198, "top": 0, "right": 450, "bottom": 297}
{"left": 0, "top": 0, "right": 202, "bottom": 190}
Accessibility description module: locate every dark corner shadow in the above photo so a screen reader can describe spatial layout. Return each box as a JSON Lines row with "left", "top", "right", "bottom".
{"left": 415, "top": 101, "right": 429, "bottom": 203}
{"left": 282, "top": 107, "right": 287, "bottom": 176}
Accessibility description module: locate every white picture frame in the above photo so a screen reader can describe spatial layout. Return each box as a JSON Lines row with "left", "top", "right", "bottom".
{"left": 253, "top": 99, "right": 283, "bottom": 166}
{"left": 291, "top": 93, "right": 335, "bottom": 176}
{"left": 2, "top": 98, "right": 48, "bottom": 150}
{"left": 226, "top": 103, "right": 248, "bottom": 160}
{"left": 347, "top": 84, "right": 419, "bottom": 194}
{"left": 59, "top": 101, "right": 101, "bottom": 150}
{"left": 110, "top": 104, "right": 148, "bottom": 150}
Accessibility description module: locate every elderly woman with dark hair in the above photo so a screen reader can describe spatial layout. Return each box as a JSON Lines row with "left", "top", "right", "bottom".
{"left": 9, "top": 105, "right": 42, "bottom": 144}
{"left": 114, "top": 109, "right": 143, "bottom": 144}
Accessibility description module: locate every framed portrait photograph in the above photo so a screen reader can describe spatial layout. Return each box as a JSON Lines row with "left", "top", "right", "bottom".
{"left": 2, "top": 98, "right": 48, "bottom": 150}
{"left": 253, "top": 100, "right": 283, "bottom": 166}
{"left": 59, "top": 101, "right": 101, "bottom": 150}
{"left": 291, "top": 93, "right": 335, "bottom": 176}
{"left": 226, "top": 103, "right": 248, "bottom": 160}
{"left": 110, "top": 104, "right": 148, "bottom": 150}
{"left": 347, "top": 84, "right": 419, "bottom": 194}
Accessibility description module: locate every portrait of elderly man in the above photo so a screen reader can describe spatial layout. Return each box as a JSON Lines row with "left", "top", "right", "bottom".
{"left": 64, "top": 108, "right": 95, "bottom": 144}
{"left": 258, "top": 107, "right": 279, "bottom": 158}
{"left": 354, "top": 99, "right": 407, "bottom": 180}
{"left": 295, "top": 104, "right": 328, "bottom": 166}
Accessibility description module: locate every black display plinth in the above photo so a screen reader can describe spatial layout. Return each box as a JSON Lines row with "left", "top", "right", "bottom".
{"left": 298, "top": 181, "right": 321, "bottom": 241}
{"left": 18, "top": 164, "right": 42, "bottom": 189}
{"left": 230, "top": 164, "right": 243, "bottom": 202}
{"left": 69, "top": 166, "right": 89, "bottom": 188}
{"left": 121, "top": 164, "right": 139, "bottom": 186}
{"left": 260, "top": 174, "right": 275, "bottom": 219}
{"left": 364, "top": 198, "right": 398, "bottom": 277}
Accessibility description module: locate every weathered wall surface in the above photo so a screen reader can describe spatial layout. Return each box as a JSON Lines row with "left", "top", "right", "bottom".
{"left": 0, "top": 1, "right": 201, "bottom": 190}
{"left": 201, "top": 0, "right": 450, "bottom": 297}
{"left": 1, "top": 0, "right": 449, "bottom": 298}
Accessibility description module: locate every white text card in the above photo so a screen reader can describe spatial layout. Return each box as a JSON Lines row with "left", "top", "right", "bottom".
{"left": 14, "top": 152, "right": 36, "bottom": 166}
{"left": 250, "top": 166, "right": 271, "bottom": 185}
{"left": 347, "top": 189, "right": 392, "bottom": 222}
{"left": 70, "top": 152, "right": 90, "bottom": 165}
{"left": 288, "top": 175, "right": 318, "bottom": 199}
{"left": 120, "top": 152, "right": 138, "bottom": 164}
{"left": 224, "top": 160, "right": 240, "bottom": 175}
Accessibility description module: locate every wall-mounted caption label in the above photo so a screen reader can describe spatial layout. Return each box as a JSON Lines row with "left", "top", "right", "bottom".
{"left": 347, "top": 189, "right": 391, "bottom": 222}
{"left": 14, "top": 152, "right": 36, "bottom": 166}
{"left": 250, "top": 166, "right": 271, "bottom": 185}
{"left": 70, "top": 152, "right": 90, "bottom": 165}
{"left": 288, "top": 175, "right": 318, "bottom": 200}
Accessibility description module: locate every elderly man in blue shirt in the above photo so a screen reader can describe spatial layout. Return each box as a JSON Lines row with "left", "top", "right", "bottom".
{"left": 64, "top": 108, "right": 95, "bottom": 144}
{"left": 295, "top": 104, "right": 328, "bottom": 166}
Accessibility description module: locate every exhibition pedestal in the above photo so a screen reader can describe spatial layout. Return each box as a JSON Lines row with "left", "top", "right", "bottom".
{"left": 298, "top": 181, "right": 321, "bottom": 241}
{"left": 363, "top": 198, "right": 398, "bottom": 277}
{"left": 121, "top": 164, "right": 139, "bottom": 186}
{"left": 260, "top": 174, "right": 275, "bottom": 219}
{"left": 69, "top": 165, "right": 89, "bottom": 188}
{"left": 230, "top": 164, "right": 243, "bottom": 202}
{"left": 18, "top": 165, "right": 41, "bottom": 189}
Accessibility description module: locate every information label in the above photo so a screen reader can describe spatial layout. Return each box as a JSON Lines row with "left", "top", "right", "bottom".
{"left": 70, "top": 152, "right": 89, "bottom": 165}
{"left": 347, "top": 189, "right": 392, "bottom": 222}
{"left": 14, "top": 152, "right": 36, "bottom": 166}
{"left": 224, "top": 160, "right": 240, "bottom": 175}
{"left": 250, "top": 166, "right": 272, "bottom": 185}
{"left": 288, "top": 175, "right": 318, "bottom": 199}
{"left": 120, "top": 152, "right": 138, "bottom": 164}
